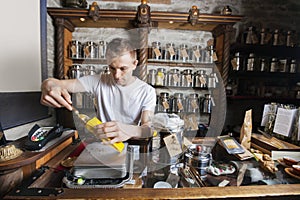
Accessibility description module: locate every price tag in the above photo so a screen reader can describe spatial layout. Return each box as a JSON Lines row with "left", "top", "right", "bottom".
{"left": 71, "top": 45, "right": 77, "bottom": 57}
{"left": 163, "top": 134, "right": 182, "bottom": 158}
{"left": 168, "top": 47, "right": 176, "bottom": 57}
{"left": 154, "top": 47, "right": 161, "bottom": 57}
{"left": 213, "top": 52, "right": 218, "bottom": 61}
{"left": 199, "top": 76, "right": 207, "bottom": 84}
{"left": 231, "top": 59, "right": 238, "bottom": 70}
{"left": 84, "top": 47, "right": 90, "bottom": 57}
{"left": 162, "top": 101, "right": 170, "bottom": 109}
{"left": 181, "top": 49, "right": 189, "bottom": 58}
{"left": 177, "top": 101, "right": 184, "bottom": 110}
{"left": 186, "top": 75, "right": 192, "bottom": 83}
{"left": 193, "top": 49, "right": 201, "bottom": 58}
{"left": 173, "top": 74, "right": 179, "bottom": 83}
{"left": 191, "top": 100, "right": 199, "bottom": 109}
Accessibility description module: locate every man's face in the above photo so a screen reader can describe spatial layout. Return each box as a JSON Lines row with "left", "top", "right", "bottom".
{"left": 108, "top": 52, "right": 138, "bottom": 86}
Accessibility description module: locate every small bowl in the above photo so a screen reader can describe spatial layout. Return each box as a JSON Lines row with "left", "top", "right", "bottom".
{"left": 283, "top": 156, "right": 298, "bottom": 166}
{"left": 292, "top": 165, "right": 300, "bottom": 176}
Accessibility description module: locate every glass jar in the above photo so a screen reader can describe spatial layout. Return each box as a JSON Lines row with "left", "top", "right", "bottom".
{"left": 152, "top": 41, "right": 162, "bottom": 60}
{"left": 194, "top": 70, "right": 207, "bottom": 88}
{"left": 83, "top": 41, "right": 98, "bottom": 59}
{"left": 85, "top": 65, "right": 96, "bottom": 75}
{"left": 157, "top": 92, "right": 170, "bottom": 113}
{"left": 155, "top": 68, "right": 166, "bottom": 86}
{"left": 289, "top": 59, "right": 297, "bottom": 73}
{"left": 232, "top": 52, "right": 242, "bottom": 71}
{"left": 187, "top": 93, "right": 199, "bottom": 113}
{"left": 172, "top": 93, "right": 185, "bottom": 113}
{"left": 178, "top": 44, "right": 189, "bottom": 62}
{"left": 201, "top": 94, "right": 212, "bottom": 114}
{"left": 164, "top": 43, "right": 176, "bottom": 61}
{"left": 191, "top": 45, "right": 202, "bottom": 63}
{"left": 270, "top": 57, "right": 278, "bottom": 72}
{"left": 166, "top": 68, "right": 180, "bottom": 87}
{"left": 68, "top": 65, "right": 83, "bottom": 79}
{"left": 246, "top": 53, "right": 255, "bottom": 71}
{"left": 208, "top": 73, "right": 216, "bottom": 89}
{"left": 182, "top": 69, "right": 194, "bottom": 87}
{"left": 147, "top": 69, "right": 157, "bottom": 85}
{"left": 259, "top": 58, "right": 268, "bottom": 72}
{"left": 69, "top": 40, "right": 82, "bottom": 59}
{"left": 98, "top": 40, "right": 107, "bottom": 59}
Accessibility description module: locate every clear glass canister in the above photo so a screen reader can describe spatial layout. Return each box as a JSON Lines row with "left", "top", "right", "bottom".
{"left": 147, "top": 69, "right": 157, "bottom": 85}
{"left": 289, "top": 59, "right": 297, "bottom": 73}
{"left": 232, "top": 52, "right": 242, "bottom": 71}
{"left": 166, "top": 68, "right": 180, "bottom": 87}
{"left": 172, "top": 93, "right": 185, "bottom": 113}
{"left": 155, "top": 68, "right": 166, "bottom": 86}
{"left": 68, "top": 65, "right": 83, "bottom": 79}
{"left": 182, "top": 69, "right": 194, "bottom": 87}
{"left": 98, "top": 40, "right": 107, "bottom": 59}
{"left": 191, "top": 45, "right": 202, "bottom": 63}
{"left": 178, "top": 44, "right": 189, "bottom": 62}
{"left": 194, "top": 70, "right": 207, "bottom": 88}
{"left": 85, "top": 65, "right": 96, "bottom": 75}
{"left": 246, "top": 53, "right": 255, "bottom": 71}
{"left": 165, "top": 43, "right": 176, "bottom": 61}
{"left": 152, "top": 41, "right": 162, "bottom": 60}
{"left": 157, "top": 92, "right": 170, "bottom": 113}
{"left": 208, "top": 73, "right": 216, "bottom": 89}
{"left": 270, "top": 57, "right": 278, "bottom": 72}
{"left": 69, "top": 40, "right": 82, "bottom": 59}
{"left": 83, "top": 41, "right": 98, "bottom": 59}
{"left": 201, "top": 94, "right": 212, "bottom": 114}
{"left": 187, "top": 93, "right": 199, "bottom": 113}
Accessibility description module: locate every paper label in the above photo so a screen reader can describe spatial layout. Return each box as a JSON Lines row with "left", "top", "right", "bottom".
{"left": 213, "top": 52, "right": 218, "bottom": 61}
{"left": 173, "top": 74, "right": 179, "bottom": 83}
{"left": 168, "top": 47, "right": 175, "bottom": 56}
{"left": 193, "top": 49, "right": 201, "bottom": 58}
{"left": 154, "top": 47, "right": 161, "bottom": 57}
{"left": 231, "top": 59, "right": 238, "bottom": 70}
{"left": 191, "top": 100, "right": 199, "bottom": 109}
{"left": 181, "top": 49, "right": 188, "bottom": 58}
{"left": 162, "top": 101, "right": 170, "bottom": 109}
{"left": 163, "top": 134, "right": 182, "bottom": 157}
{"left": 273, "top": 108, "right": 297, "bottom": 137}
{"left": 199, "top": 76, "right": 206, "bottom": 84}
{"left": 185, "top": 75, "right": 192, "bottom": 83}
{"left": 177, "top": 101, "right": 183, "bottom": 110}
{"left": 84, "top": 47, "right": 90, "bottom": 57}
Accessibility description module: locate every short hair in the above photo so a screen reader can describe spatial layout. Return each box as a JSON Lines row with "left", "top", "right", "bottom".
{"left": 105, "top": 38, "right": 137, "bottom": 62}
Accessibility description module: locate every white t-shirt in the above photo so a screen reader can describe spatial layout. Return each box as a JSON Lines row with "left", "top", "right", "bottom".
{"left": 78, "top": 74, "right": 156, "bottom": 125}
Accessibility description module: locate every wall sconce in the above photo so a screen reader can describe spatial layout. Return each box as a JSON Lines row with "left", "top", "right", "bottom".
{"left": 188, "top": 5, "right": 199, "bottom": 26}
{"left": 89, "top": 2, "right": 100, "bottom": 22}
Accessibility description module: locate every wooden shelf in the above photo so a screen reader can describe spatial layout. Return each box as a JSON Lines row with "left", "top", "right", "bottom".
{"left": 47, "top": 7, "right": 243, "bottom": 32}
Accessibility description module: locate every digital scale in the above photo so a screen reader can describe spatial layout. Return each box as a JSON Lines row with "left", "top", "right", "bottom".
{"left": 63, "top": 142, "right": 134, "bottom": 188}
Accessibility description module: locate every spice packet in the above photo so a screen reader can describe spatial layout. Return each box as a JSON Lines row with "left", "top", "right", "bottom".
{"left": 218, "top": 135, "right": 245, "bottom": 154}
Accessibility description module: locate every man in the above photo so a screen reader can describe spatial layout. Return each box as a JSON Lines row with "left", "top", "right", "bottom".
{"left": 41, "top": 38, "right": 156, "bottom": 144}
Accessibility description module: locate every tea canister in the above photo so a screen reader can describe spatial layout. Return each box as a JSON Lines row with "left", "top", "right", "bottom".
{"left": 147, "top": 69, "right": 157, "bottom": 85}
{"left": 68, "top": 65, "right": 83, "bottom": 79}
{"left": 182, "top": 69, "right": 193, "bottom": 87}
{"left": 85, "top": 65, "right": 96, "bottom": 75}
{"left": 157, "top": 92, "right": 170, "bottom": 112}
{"left": 83, "top": 41, "right": 98, "bottom": 59}
{"left": 98, "top": 40, "right": 107, "bottom": 59}
{"left": 166, "top": 68, "right": 180, "bottom": 86}
{"left": 165, "top": 43, "right": 176, "bottom": 61}
{"left": 69, "top": 40, "right": 82, "bottom": 59}
{"left": 202, "top": 94, "right": 212, "bottom": 114}
{"left": 289, "top": 59, "right": 297, "bottom": 73}
{"left": 194, "top": 70, "right": 207, "bottom": 88}
{"left": 155, "top": 68, "right": 166, "bottom": 86}
{"left": 184, "top": 144, "right": 212, "bottom": 180}
{"left": 172, "top": 93, "right": 185, "bottom": 113}
{"left": 152, "top": 41, "right": 162, "bottom": 60}
{"left": 187, "top": 93, "right": 199, "bottom": 113}
{"left": 178, "top": 44, "right": 189, "bottom": 62}
{"left": 191, "top": 45, "right": 202, "bottom": 63}
{"left": 246, "top": 53, "right": 255, "bottom": 71}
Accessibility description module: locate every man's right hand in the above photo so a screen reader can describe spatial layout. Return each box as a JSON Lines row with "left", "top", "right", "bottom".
{"left": 40, "top": 78, "right": 76, "bottom": 111}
